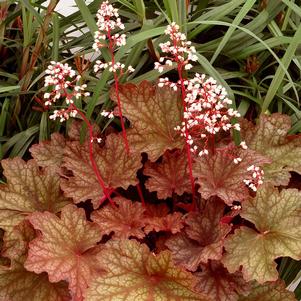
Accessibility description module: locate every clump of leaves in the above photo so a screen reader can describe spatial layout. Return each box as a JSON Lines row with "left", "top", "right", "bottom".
{"left": 1, "top": 2, "right": 300, "bottom": 300}
{"left": 1, "top": 93, "right": 300, "bottom": 300}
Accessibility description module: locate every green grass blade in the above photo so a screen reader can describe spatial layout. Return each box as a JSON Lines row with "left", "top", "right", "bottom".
{"left": 189, "top": 20, "right": 298, "bottom": 108}
{"left": 39, "top": 111, "right": 49, "bottom": 141}
{"left": 210, "top": 0, "right": 257, "bottom": 64}
{"left": 261, "top": 24, "right": 301, "bottom": 112}
{"left": 74, "top": 0, "right": 98, "bottom": 33}
{"left": 51, "top": 12, "right": 59, "bottom": 61}
{"left": 163, "top": 0, "right": 179, "bottom": 23}
{"left": 133, "top": 0, "right": 145, "bottom": 21}
{"left": 0, "top": 85, "right": 20, "bottom": 93}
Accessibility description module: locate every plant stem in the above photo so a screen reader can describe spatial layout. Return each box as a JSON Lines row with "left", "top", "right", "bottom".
{"left": 107, "top": 28, "right": 130, "bottom": 153}
{"left": 69, "top": 104, "right": 115, "bottom": 207}
{"left": 177, "top": 64, "right": 196, "bottom": 211}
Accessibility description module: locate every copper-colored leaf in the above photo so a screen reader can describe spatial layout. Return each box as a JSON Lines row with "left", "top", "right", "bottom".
{"left": 144, "top": 212, "right": 184, "bottom": 234}
{"left": 0, "top": 220, "right": 70, "bottom": 301}
{"left": 91, "top": 197, "right": 146, "bottom": 239}
{"left": 241, "top": 113, "right": 301, "bottom": 185}
{"left": 223, "top": 184, "right": 301, "bottom": 283}
{"left": 67, "top": 120, "right": 100, "bottom": 141}
{"left": 238, "top": 281, "right": 297, "bottom": 301}
{"left": 0, "top": 158, "right": 70, "bottom": 232}
{"left": 193, "top": 147, "right": 270, "bottom": 205}
{"left": 166, "top": 200, "right": 230, "bottom": 271}
{"left": 61, "top": 133, "right": 142, "bottom": 208}
{"left": 110, "top": 81, "right": 184, "bottom": 161}
{"left": 195, "top": 261, "right": 251, "bottom": 301}
{"left": 25, "top": 204, "right": 104, "bottom": 301}
{"left": 144, "top": 149, "right": 191, "bottom": 199}
{"left": 29, "top": 132, "right": 65, "bottom": 173}
{"left": 85, "top": 239, "right": 212, "bottom": 301}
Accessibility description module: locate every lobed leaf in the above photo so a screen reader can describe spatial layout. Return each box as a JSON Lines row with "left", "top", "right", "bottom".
{"left": 29, "top": 132, "right": 66, "bottom": 173}
{"left": 25, "top": 204, "right": 104, "bottom": 301}
{"left": 61, "top": 133, "right": 142, "bottom": 208}
{"left": 86, "top": 239, "right": 212, "bottom": 301}
{"left": 0, "top": 220, "right": 70, "bottom": 301}
{"left": 166, "top": 200, "right": 230, "bottom": 271}
{"left": 110, "top": 81, "right": 184, "bottom": 161}
{"left": 195, "top": 261, "right": 251, "bottom": 301}
{"left": 238, "top": 281, "right": 297, "bottom": 301}
{"left": 193, "top": 147, "right": 270, "bottom": 205}
{"left": 91, "top": 197, "right": 146, "bottom": 239}
{"left": 0, "top": 158, "right": 70, "bottom": 232}
{"left": 144, "top": 149, "right": 191, "bottom": 199}
{"left": 144, "top": 211, "right": 184, "bottom": 234}
{"left": 222, "top": 184, "right": 301, "bottom": 283}
{"left": 0, "top": 262, "right": 70, "bottom": 301}
{"left": 241, "top": 113, "right": 301, "bottom": 185}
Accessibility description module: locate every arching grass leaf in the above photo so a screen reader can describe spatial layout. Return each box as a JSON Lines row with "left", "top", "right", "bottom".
{"left": 86, "top": 239, "right": 212, "bottom": 301}
{"left": 223, "top": 184, "right": 301, "bottom": 283}
{"left": 110, "top": 81, "right": 184, "bottom": 161}
{"left": 25, "top": 204, "right": 104, "bottom": 301}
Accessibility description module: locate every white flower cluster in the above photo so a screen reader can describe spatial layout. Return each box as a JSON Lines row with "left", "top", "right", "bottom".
{"left": 92, "top": 1, "right": 125, "bottom": 51}
{"left": 155, "top": 22, "right": 197, "bottom": 74}
{"left": 92, "top": 1, "right": 134, "bottom": 75}
{"left": 244, "top": 165, "right": 264, "bottom": 191}
{"left": 174, "top": 73, "right": 241, "bottom": 157}
{"left": 49, "top": 109, "right": 77, "bottom": 122}
{"left": 90, "top": 137, "right": 103, "bottom": 143}
{"left": 44, "top": 61, "right": 90, "bottom": 107}
{"left": 101, "top": 110, "right": 114, "bottom": 119}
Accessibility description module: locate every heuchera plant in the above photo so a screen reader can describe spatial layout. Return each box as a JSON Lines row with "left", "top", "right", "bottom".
{"left": 0, "top": 2, "right": 301, "bottom": 301}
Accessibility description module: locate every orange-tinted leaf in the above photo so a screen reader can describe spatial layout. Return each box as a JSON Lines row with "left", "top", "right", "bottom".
{"left": 86, "top": 239, "right": 212, "bottom": 301}
{"left": 238, "top": 281, "right": 297, "bottom": 301}
{"left": 91, "top": 197, "right": 146, "bottom": 239}
{"left": 193, "top": 147, "right": 270, "bottom": 205}
{"left": 30, "top": 132, "right": 65, "bottom": 173}
{"left": 195, "top": 261, "right": 251, "bottom": 301}
{"left": 0, "top": 262, "right": 70, "bottom": 301}
{"left": 0, "top": 220, "right": 70, "bottom": 301}
{"left": 110, "top": 81, "right": 184, "bottom": 161}
{"left": 144, "top": 212, "right": 184, "bottom": 234}
{"left": 223, "top": 184, "right": 301, "bottom": 283}
{"left": 241, "top": 113, "right": 301, "bottom": 185}
{"left": 61, "top": 133, "right": 142, "bottom": 208}
{"left": 0, "top": 158, "right": 70, "bottom": 232}
{"left": 144, "top": 149, "right": 191, "bottom": 199}
{"left": 67, "top": 120, "right": 100, "bottom": 141}
{"left": 166, "top": 200, "right": 230, "bottom": 271}
{"left": 25, "top": 204, "right": 104, "bottom": 301}
{"left": 2, "top": 220, "right": 35, "bottom": 261}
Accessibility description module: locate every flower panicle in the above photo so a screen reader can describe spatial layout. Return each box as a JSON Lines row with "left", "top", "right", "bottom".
{"left": 155, "top": 22, "right": 265, "bottom": 194}
{"left": 175, "top": 73, "right": 241, "bottom": 157}
{"left": 154, "top": 22, "right": 197, "bottom": 75}
{"left": 92, "top": 1, "right": 134, "bottom": 75}
{"left": 43, "top": 61, "right": 90, "bottom": 122}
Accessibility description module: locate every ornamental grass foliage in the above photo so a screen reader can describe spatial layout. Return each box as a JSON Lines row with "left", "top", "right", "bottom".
{"left": 0, "top": 2, "right": 301, "bottom": 301}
